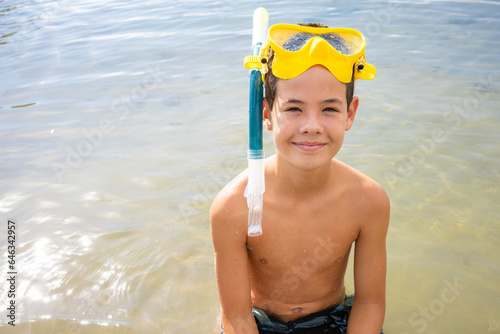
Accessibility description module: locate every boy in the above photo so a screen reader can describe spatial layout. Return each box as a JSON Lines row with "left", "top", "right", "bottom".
{"left": 211, "top": 23, "right": 389, "bottom": 334}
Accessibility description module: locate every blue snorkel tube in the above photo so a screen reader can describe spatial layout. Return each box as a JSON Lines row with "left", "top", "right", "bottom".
{"left": 245, "top": 8, "right": 268, "bottom": 237}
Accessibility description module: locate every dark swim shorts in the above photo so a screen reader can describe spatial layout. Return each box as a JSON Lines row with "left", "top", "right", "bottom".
{"left": 252, "top": 303, "right": 349, "bottom": 334}
{"left": 221, "top": 295, "right": 384, "bottom": 334}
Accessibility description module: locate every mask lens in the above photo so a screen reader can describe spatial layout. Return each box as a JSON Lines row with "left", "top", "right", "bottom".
{"left": 274, "top": 28, "right": 364, "bottom": 56}
{"left": 318, "top": 33, "right": 349, "bottom": 55}
{"left": 281, "top": 32, "right": 314, "bottom": 51}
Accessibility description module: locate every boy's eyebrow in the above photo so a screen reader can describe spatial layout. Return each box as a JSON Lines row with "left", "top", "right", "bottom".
{"left": 282, "top": 98, "right": 343, "bottom": 105}
{"left": 283, "top": 98, "right": 306, "bottom": 104}
{"left": 321, "top": 98, "right": 343, "bottom": 104}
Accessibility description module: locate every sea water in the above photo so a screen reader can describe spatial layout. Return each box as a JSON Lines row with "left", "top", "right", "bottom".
{"left": 0, "top": 0, "right": 499, "bottom": 333}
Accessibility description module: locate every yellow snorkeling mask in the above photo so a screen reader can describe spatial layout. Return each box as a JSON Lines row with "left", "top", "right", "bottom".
{"left": 244, "top": 24, "right": 376, "bottom": 83}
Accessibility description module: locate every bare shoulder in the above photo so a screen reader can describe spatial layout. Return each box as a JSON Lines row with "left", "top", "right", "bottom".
{"left": 210, "top": 169, "right": 249, "bottom": 235}
{"left": 211, "top": 155, "right": 276, "bottom": 227}
{"left": 334, "top": 159, "right": 390, "bottom": 224}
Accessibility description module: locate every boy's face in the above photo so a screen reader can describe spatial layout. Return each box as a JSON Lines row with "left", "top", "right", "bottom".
{"left": 264, "top": 65, "right": 359, "bottom": 170}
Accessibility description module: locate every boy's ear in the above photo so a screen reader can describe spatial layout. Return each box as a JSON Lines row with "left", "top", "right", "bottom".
{"left": 263, "top": 100, "right": 272, "bottom": 130}
{"left": 345, "top": 96, "right": 359, "bottom": 131}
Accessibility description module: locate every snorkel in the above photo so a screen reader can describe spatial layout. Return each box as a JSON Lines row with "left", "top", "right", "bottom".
{"left": 245, "top": 7, "right": 268, "bottom": 237}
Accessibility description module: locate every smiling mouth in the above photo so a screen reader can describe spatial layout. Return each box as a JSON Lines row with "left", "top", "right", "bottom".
{"left": 293, "top": 142, "right": 327, "bottom": 152}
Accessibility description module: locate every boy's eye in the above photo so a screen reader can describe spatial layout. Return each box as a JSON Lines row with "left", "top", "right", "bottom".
{"left": 286, "top": 107, "right": 301, "bottom": 112}
{"left": 323, "top": 107, "right": 339, "bottom": 113}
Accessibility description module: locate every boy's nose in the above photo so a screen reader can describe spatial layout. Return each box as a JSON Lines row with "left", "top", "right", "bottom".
{"left": 299, "top": 114, "right": 324, "bottom": 134}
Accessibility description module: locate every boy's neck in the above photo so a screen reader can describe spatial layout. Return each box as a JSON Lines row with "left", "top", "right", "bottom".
{"left": 271, "top": 154, "right": 336, "bottom": 197}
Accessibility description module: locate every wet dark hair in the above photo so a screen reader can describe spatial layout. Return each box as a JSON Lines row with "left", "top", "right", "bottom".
{"left": 264, "top": 23, "right": 355, "bottom": 111}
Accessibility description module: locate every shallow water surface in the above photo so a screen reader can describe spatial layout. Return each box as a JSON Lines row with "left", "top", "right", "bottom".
{"left": 1, "top": 0, "right": 499, "bottom": 333}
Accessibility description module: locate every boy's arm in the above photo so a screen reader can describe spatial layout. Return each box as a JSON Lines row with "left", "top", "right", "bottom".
{"left": 211, "top": 190, "right": 259, "bottom": 334}
{"left": 347, "top": 184, "right": 390, "bottom": 334}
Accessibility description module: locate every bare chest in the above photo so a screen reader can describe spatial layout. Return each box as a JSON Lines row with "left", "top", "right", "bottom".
{"left": 246, "top": 198, "right": 358, "bottom": 273}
